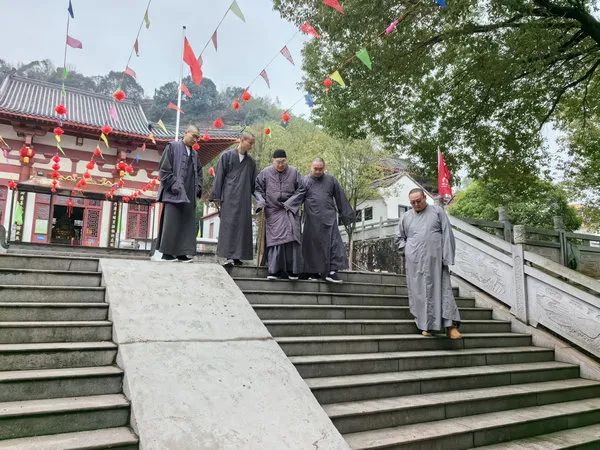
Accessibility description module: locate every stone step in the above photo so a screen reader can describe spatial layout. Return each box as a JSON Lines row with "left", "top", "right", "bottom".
{"left": 253, "top": 304, "right": 492, "bottom": 321}
{"left": 0, "top": 342, "right": 117, "bottom": 370}
{"left": 235, "top": 277, "right": 440, "bottom": 296}
{"left": 326, "top": 379, "right": 600, "bottom": 434}
{"left": 244, "top": 291, "right": 475, "bottom": 308}
{"left": 290, "top": 346, "right": 555, "bottom": 378}
{"left": 0, "top": 321, "right": 113, "bottom": 343}
{"left": 229, "top": 266, "right": 405, "bottom": 284}
{"left": 306, "top": 361, "right": 581, "bottom": 404}
{"left": 0, "top": 394, "right": 130, "bottom": 440}
{"left": 475, "top": 422, "right": 600, "bottom": 449}
{"left": 265, "top": 320, "right": 511, "bottom": 337}
{"left": 0, "top": 268, "right": 102, "bottom": 287}
{"left": 343, "top": 397, "right": 600, "bottom": 449}
{"left": 0, "top": 254, "right": 99, "bottom": 272}
{"left": 0, "top": 286, "right": 106, "bottom": 303}
{"left": 0, "top": 302, "right": 108, "bottom": 321}
{"left": 0, "top": 426, "right": 139, "bottom": 450}
{"left": 0, "top": 366, "right": 123, "bottom": 402}
{"left": 276, "top": 333, "right": 532, "bottom": 356}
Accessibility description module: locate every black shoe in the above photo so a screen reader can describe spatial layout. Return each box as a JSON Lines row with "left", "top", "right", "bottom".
{"left": 233, "top": 259, "right": 243, "bottom": 266}
{"left": 177, "top": 256, "right": 193, "bottom": 263}
{"left": 266, "top": 274, "right": 279, "bottom": 280}
{"left": 161, "top": 254, "right": 177, "bottom": 262}
{"left": 288, "top": 273, "right": 299, "bottom": 280}
{"left": 325, "top": 271, "right": 343, "bottom": 283}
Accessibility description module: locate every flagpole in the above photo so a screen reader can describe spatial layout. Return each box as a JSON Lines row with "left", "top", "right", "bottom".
{"left": 175, "top": 26, "right": 186, "bottom": 140}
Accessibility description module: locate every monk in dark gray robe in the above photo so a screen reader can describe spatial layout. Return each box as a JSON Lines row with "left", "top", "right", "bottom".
{"left": 255, "top": 149, "right": 303, "bottom": 280}
{"left": 285, "top": 158, "right": 355, "bottom": 283}
{"left": 396, "top": 188, "right": 462, "bottom": 339}
{"left": 156, "top": 125, "right": 202, "bottom": 262}
{"left": 210, "top": 133, "right": 257, "bottom": 266}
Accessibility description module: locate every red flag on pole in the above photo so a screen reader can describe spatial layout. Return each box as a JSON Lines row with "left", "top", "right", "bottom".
{"left": 280, "top": 46, "right": 295, "bottom": 65}
{"left": 259, "top": 69, "right": 271, "bottom": 88}
{"left": 323, "top": 0, "right": 345, "bottom": 14}
{"left": 183, "top": 38, "right": 203, "bottom": 86}
{"left": 66, "top": 35, "right": 83, "bottom": 49}
{"left": 438, "top": 151, "right": 453, "bottom": 200}
{"left": 180, "top": 83, "right": 192, "bottom": 98}
{"left": 167, "top": 102, "right": 184, "bottom": 114}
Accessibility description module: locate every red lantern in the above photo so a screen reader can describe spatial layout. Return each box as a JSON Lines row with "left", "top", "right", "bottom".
{"left": 281, "top": 112, "right": 291, "bottom": 123}
{"left": 53, "top": 127, "right": 64, "bottom": 137}
{"left": 264, "top": 127, "right": 271, "bottom": 136}
{"left": 19, "top": 145, "right": 35, "bottom": 165}
{"left": 192, "top": 143, "right": 200, "bottom": 151}
{"left": 52, "top": 154, "right": 61, "bottom": 163}
{"left": 241, "top": 90, "right": 252, "bottom": 102}
{"left": 51, "top": 187, "right": 57, "bottom": 193}
{"left": 126, "top": 164, "right": 134, "bottom": 175}
{"left": 86, "top": 160, "right": 95, "bottom": 170}
{"left": 52, "top": 163, "right": 60, "bottom": 171}
{"left": 113, "top": 89, "right": 126, "bottom": 102}
{"left": 93, "top": 147, "right": 103, "bottom": 158}
{"left": 51, "top": 171, "right": 60, "bottom": 179}
{"left": 101, "top": 125, "right": 113, "bottom": 135}
{"left": 123, "top": 196, "right": 130, "bottom": 203}
{"left": 83, "top": 171, "right": 91, "bottom": 179}
{"left": 202, "top": 131, "right": 211, "bottom": 142}
{"left": 208, "top": 167, "right": 216, "bottom": 177}
{"left": 213, "top": 117, "right": 224, "bottom": 129}
{"left": 232, "top": 100, "right": 241, "bottom": 111}
{"left": 54, "top": 104, "right": 67, "bottom": 115}
{"left": 323, "top": 78, "right": 333, "bottom": 92}
{"left": 7, "top": 180, "right": 17, "bottom": 190}
{"left": 52, "top": 179, "right": 58, "bottom": 186}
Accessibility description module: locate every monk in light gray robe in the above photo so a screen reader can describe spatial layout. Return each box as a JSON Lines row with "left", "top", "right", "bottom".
{"left": 255, "top": 149, "right": 303, "bottom": 279}
{"left": 210, "top": 133, "right": 257, "bottom": 266}
{"left": 396, "top": 188, "right": 461, "bottom": 339}
{"left": 285, "top": 158, "right": 355, "bottom": 283}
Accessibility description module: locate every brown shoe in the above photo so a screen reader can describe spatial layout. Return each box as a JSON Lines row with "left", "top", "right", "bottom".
{"left": 447, "top": 326, "right": 462, "bottom": 339}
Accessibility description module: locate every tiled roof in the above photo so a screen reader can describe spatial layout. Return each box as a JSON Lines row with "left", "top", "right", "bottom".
{"left": 0, "top": 75, "right": 241, "bottom": 142}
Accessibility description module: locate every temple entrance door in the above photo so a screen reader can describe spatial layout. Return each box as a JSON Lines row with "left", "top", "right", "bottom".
{"left": 51, "top": 205, "right": 84, "bottom": 245}
{"left": 81, "top": 200, "right": 102, "bottom": 247}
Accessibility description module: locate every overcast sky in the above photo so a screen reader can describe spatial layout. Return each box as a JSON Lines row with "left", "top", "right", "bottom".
{"left": 0, "top": 0, "right": 311, "bottom": 115}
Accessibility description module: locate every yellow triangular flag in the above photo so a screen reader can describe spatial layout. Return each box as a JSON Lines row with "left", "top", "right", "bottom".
{"left": 56, "top": 142, "right": 65, "bottom": 155}
{"left": 330, "top": 70, "right": 346, "bottom": 87}
{"left": 100, "top": 133, "right": 109, "bottom": 148}
{"left": 157, "top": 119, "right": 168, "bottom": 134}
{"left": 55, "top": 134, "right": 61, "bottom": 143}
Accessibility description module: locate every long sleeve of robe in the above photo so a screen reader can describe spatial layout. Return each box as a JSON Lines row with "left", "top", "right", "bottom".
{"left": 158, "top": 144, "right": 177, "bottom": 193}
{"left": 396, "top": 205, "right": 460, "bottom": 332}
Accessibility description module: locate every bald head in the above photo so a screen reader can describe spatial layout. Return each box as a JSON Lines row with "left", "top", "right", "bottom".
{"left": 310, "top": 157, "right": 325, "bottom": 178}
{"left": 182, "top": 125, "right": 200, "bottom": 146}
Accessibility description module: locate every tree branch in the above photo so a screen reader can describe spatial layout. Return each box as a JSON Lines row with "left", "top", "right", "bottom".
{"left": 532, "top": 0, "right": 600, "bottom": 46}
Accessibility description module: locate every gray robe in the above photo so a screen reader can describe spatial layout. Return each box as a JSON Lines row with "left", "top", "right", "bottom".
{"left": 396, "top": 205, "right": 461, "bottom": 331}
{"left": 157, "top": 141, "right": 201, "bottom": 256}
{"left": 285, "top": 174, "right": 354, "bottom": 274}
{"left": 255, "top": 165, "right": 303, "bottom": 274}
{"left": 211, "top": 148, "right": 257, "bottom": 260}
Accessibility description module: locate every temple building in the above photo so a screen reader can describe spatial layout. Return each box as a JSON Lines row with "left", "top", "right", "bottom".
{"left": 0, "top": 74, "right": 238, "bottom": 250}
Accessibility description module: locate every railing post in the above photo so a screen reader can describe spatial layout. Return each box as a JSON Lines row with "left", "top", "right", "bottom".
{"left": 378, "top": 216, "right": 383, "bottom": 239}
{"left": 553, "top": 215, "right": 568, "bottom": 267}
{"left": 511, "top": 224, "right": 529, "bottom": 323}
{"left": 498, "top": 206, "right": 512, "bottom": 243}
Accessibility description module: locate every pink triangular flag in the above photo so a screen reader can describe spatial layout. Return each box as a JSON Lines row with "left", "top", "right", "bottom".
{"left": 211, "top": 31, "right": 218, "bottom": 51}
{"left": 385, "top": 19, "right": 399, "bottom": 34}
{"left": 181, "top": 83, "right": 192, "bottom": 98}
{"left": 134, "top": 39, "right": 140, "bottom": 56}
{"left": 300, "top": 21, "right": 321, "bottom": 39}
{"left": 323, "top": 0, "right": 344, "bottom": 14}
{"left": 280, "top": 46, "right": 295, "bottom": 65}
{"left": 108, "top": 104, "right": 118, "bottom": 121}
{"left": 259, "top": 69, "right": 270, "bottom": 88}
{"left": 66, "top": 35, "right": 83, "bottom": 49}
{"left": 167, "top": 102, "right": 184, "bottom": 114}
{"left": 124, "top": 66, "right": 136, "bottom": 79}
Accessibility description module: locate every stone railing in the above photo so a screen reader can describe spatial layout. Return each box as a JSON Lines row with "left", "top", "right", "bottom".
{"left": 450, "top": 216, "right": 600, "bottom": 358}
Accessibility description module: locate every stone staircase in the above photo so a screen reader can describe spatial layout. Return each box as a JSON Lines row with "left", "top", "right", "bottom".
{"left": 0, "top": 253, "right": 138, "bottom": 449}
{"left": 230, "top": 266, "right": 600, "bottom": 449}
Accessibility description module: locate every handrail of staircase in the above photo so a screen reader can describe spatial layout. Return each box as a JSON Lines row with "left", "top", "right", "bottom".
{"left": 449, "top": 215, "right": 600, "bottom": 358}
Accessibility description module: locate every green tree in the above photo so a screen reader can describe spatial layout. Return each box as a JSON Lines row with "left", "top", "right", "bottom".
{"left": 273, "top": 0, "right": 600, "bottom": 185}
{"left": 448, "top": 178, "right": 582, "bottom": 231}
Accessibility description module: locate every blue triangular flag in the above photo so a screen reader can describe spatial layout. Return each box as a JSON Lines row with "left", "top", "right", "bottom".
{"left": 134, "top": 153, "right": 141, "bottom": 163}
{"left": 304, "top": 94, "right": 315, "bottom": 108}
{"left": 67, "top": 0, "right": 74, "bottom": 18}
{"left": 436, "top": 0, "right": 447, "bottom": 8}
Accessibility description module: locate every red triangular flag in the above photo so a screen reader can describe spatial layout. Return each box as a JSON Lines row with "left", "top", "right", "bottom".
{"left": 183, "top": 37, "right": 203, "bottom": 86}
{"left": 300, "top": 22, "right": 321, "bottom": 38}
{"left": 134, "top": 39, "right": 140, "bottom": 56}
{"left": 280, "top": 46, "right": 295, "bottom": 65}
{"left": 259, "top": 69, "right": 271, "bottom": 88}
{"left": 180, "top": 83, "right": 192, "bottom": 98}
{"left": 437, "top": 151, "right": 453, "bottom": 198}
{"left": 124, "top": 66, "right": 136, "bottom": 79}
{"left": 211, "top": 31, "right": 218, "bottom": 51}
{"left": 66, "top": 35, "right": 83, "bottom": 49}
{"left": 167, "top": 102, "right": 184, "bottom": 114}
{"left": 323, "top": 0, "right": 344, "bottom": 14}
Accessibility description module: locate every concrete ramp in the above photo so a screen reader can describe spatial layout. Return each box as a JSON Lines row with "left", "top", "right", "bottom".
{"left": 100, "top": 259, "right": 348, "bottom": 450}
